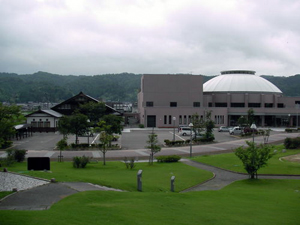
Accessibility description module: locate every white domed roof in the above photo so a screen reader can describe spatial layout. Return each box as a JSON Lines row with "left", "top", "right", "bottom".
{"left": 203, "top": 70, "right": 282, "bottom": 93}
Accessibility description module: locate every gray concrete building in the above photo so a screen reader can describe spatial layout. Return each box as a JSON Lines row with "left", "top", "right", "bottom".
{"left": 138, "top": 70, "right": 300, "bottom": 128}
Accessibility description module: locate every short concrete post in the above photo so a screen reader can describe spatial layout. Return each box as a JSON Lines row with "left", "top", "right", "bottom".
{"left": 171, "top": 176, "right": 175, "bottom": 192}
{"left": 137, "top": 170, "right": 142, "bottom": 192}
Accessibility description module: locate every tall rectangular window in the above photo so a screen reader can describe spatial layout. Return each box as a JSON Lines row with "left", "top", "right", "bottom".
{"left": 169, "top": 115, "right": 172, "bottom": 124}
{"left": 164, "top": 115, "right": 167, "bottom": 124}
{"left": 170, "top": 102, "right": 177, "bottom": 107}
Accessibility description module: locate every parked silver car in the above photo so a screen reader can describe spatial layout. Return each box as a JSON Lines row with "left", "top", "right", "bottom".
{"left": 218, "top": 126, "right": 230, "bottom": 132}
{"left": 229, "top": 126, "right": 243, "bottom": 135}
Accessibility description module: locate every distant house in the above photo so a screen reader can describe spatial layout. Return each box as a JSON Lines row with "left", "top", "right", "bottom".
{"left": 25, "top": 109, "right": 62, "bottom": 132}
{"left": 26, "top": 92, "right": 122, "bottom": 132}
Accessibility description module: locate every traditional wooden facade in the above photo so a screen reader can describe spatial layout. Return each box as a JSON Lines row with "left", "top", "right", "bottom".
{"left": 26, "top": 92, "right": 122, "bottom": 132}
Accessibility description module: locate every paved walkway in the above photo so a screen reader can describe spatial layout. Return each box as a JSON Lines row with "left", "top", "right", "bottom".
{"left": 180, "top": 160, "right": 300, "bottom": 192}
{"left": 0, "top": 174, "right": 124, "bottom": 210}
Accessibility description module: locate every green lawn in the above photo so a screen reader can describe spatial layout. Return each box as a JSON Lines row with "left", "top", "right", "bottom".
{"left": 5, "top": 161, "right": 213, "bottom": 192}
{"left": 1, "top": 179, "right": 299, "bottom": 225}
{"left": 193, "top": 146, "right": 300, "bottom": 175}
{"left": 0, "top": 191, "right": 12, "bottom": 199}
{"left": 1, "top": 147, "right": 300, "bottom": 225}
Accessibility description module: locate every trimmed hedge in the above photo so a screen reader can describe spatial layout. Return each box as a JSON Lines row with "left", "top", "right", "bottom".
{"left": 285, "top": 128, "right": 298, "bottom": 133}
{"left": 156, "top": 155, "right": 181, "bottom": 163}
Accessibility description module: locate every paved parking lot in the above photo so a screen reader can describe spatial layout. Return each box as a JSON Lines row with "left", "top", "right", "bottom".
{"left": 9, "top": 128, "right": 238, "bottom": 151}
{"left": 1, "top": 128, "right": 296, "bottom": 160}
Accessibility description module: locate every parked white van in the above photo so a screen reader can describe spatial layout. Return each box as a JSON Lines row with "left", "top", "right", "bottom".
{"left": 179, "top": 127, "right": 194, "bottom": 136}
{"left": 229, "top": 126, "right": 243, "bottom": 135}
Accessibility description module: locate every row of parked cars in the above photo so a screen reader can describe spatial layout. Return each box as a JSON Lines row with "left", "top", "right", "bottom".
{"left": 218, "top": 126, "right": 257, "bottom": 135}
{"left": 178, "top": 125, "right": 257, "bottom": 136}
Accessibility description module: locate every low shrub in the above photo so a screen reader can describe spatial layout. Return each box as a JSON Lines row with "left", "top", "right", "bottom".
{"left": 164, "top": 139, "right": 185, "bottom": 146}
{"left": 284, "top": 137, "right": 300, "bottom": 149}
{"left": 197, "top": 136, "right": 215, "bottom": 142}
{"left": 164, "top": 139, "right": 170, "bottom": 146}
{"left": 1, "top": 140, "right": 13, "bottom": 149}
{"left": 285, "top": 128, "right": 297, "bottom": 133}
{"left": 6, "top": 149, "right": 27, "bottom": 162}
{"left": 156, "top": 155, "right": 181, "bottom": 163}
{"left": 72, "top": 155, "right": 90, "bottom": 168}
{"left": 138, "top": 124, "right": 145, "bottom": 128}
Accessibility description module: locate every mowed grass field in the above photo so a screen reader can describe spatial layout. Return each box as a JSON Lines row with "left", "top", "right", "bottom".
{"left": 1, "top": 146, "right": 300, "bottom": 225}
{"left": 1, "top": 179, "right": 299, "bottom": 225}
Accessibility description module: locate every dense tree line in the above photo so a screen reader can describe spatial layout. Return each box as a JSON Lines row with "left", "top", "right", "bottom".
{"left": 0, "top": 71, "right": 141, "bottom": 103}
{"left": 0, "top": 71, "right": 299, "bottom": 103}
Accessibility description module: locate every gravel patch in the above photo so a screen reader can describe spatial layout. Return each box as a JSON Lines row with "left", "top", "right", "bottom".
{"left": 0, "top": 172, "right": 49, "bottom": 192}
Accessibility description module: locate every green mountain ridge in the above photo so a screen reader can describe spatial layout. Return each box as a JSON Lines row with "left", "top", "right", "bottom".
{"left": 0, "top": 72, "right": 299, "bottom": 103}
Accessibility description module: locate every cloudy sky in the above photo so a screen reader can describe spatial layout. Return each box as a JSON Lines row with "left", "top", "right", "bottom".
{"left": 1, "top": 0, "right": 300, "bottom": 76}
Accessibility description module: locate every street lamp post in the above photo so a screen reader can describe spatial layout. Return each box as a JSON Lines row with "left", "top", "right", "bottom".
{"left": 296, "top": 104, "right": 299, "bottom": 130}
{"left": 87, "top": 119, "right": 90, "bottom": 146}
{"left": 189, "top": 123, "right": 193, "bottom": 158}
{"left": 250, "top": 123, "right": 257, "bottom": 143}
{"left": 173, "top": 117, "right": 176, "bottom": 142}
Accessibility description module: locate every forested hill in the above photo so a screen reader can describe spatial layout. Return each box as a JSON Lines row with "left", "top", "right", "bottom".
{"left": 0, "top": 72, "right": 299, "bottom": 103}
{"left": 0, "top": 72, "right": 142, "bottom": 103}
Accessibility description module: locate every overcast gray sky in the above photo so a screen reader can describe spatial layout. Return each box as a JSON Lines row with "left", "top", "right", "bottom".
{"left": 1, "top": 0, "right": 299, "bottom": 76}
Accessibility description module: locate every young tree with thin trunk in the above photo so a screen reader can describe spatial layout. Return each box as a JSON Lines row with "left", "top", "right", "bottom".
{"left": 235, "top": 141, "right": 274, "bottom": 179}
{"left": 146, "top": 129, "right": 161, "bottom": 165}
{"left": 98, "top": 131, "right": 113, "bottom": 165}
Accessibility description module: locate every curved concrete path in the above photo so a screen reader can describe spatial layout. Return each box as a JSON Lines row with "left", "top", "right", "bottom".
{"left": 0, "top": 179, "right": 124, "bottom": 210}
{"left": 181, "top": 159, "right": 300, "bottom": 192}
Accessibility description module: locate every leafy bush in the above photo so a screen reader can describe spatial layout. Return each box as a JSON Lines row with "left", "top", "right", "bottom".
{"left": 284, "top": 137, "right": 300, "bottom": 149}
{"left": 285, "top": 128, "right": 297, "bottom": 133}
{"left": 72, "top": 155, "right": 90, "bottom": 168}
{"left": 6, "top": 149, "right": 27, "bottom": 162}
{"left": 156, "top": 155, "right": 181, "bottom": 163}
{"left": 138, "top": 124, "right": 145, "bottom": 128}
{"left": 0, "top": 154, "right": 15, "bottom": 167}
{"left": 164, "top": 139, "right": 170, "bottom": 145}
{"left": 1, "top": 140, "right": 13, "bottom": 149}
{"left": 13, "top": 149, "right": 27, "bottom": 162}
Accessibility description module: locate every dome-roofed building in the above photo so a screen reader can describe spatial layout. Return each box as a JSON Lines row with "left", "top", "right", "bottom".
{"left": 203, "top": 70, "right": 299, "bottom": 127}
{"left": 203, "top": 70, "right": 282, "bottom": 94}
{"left": 138, "top": 71, "right": 300, "bottom": 128}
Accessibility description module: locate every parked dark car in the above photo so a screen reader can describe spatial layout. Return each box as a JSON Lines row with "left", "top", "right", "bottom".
{"left": 243, "top": 127, "right": 258, "bottom": 134}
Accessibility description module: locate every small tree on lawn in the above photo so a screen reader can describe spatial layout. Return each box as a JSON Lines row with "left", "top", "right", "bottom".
{"left": 58, "top": 113, "right": 89, "bottom": 144}
{"left": 235, "top": 141, "right": 274, "bottom": 179}
{"left": 146, "top": 129, "right": 161, "bottom": 165}
{"left": 56, "top": 137, "right": 68, "bottom": 162}
{"left": 262, "top": 129, "right": 271, "bottom": 144}
{"left": 99, "top": 131, "right": 113, "bottom": 165}
{"left": 203, "top": 110, "right": 215, "bottom": 141}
